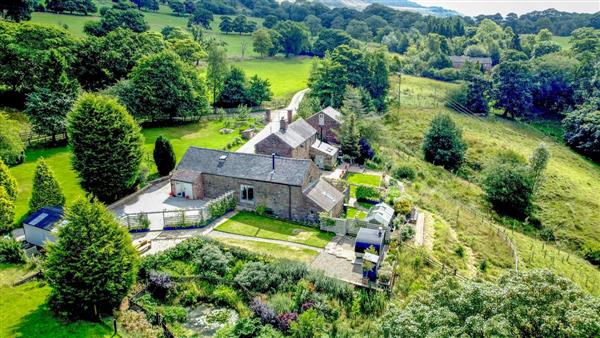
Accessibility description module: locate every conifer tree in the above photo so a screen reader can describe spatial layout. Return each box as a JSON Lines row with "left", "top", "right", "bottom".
{"left": 340, "top": 112, "right": 361, "bottom": 161}
{"left": 29, "top": 158, "right": 65, "bottom": 211}
{"left": 68, "top": 93, "right": 144, "bottom": 202}
{"left": 0, "top": 187, "right": 15, "bottom": 232}
{"left": 45, "top": 198, "right": 138, "bottom": 318}
{"left": 153, "top": 136, "right": 176, "bottom": 176}
{"left": 0, "top": 159, "right": 17, "bottom": 201}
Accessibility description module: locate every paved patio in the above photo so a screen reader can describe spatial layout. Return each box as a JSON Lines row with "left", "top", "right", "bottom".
{"left": 310, "top": 236, "right": 364, "bottom": 285}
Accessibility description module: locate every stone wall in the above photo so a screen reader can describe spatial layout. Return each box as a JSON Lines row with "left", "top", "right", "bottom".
{"left": 255, "top": 134, "right": 293, "bottom": 158}
{"left": 306, "top": 114, "right": 341, "bottom": 145}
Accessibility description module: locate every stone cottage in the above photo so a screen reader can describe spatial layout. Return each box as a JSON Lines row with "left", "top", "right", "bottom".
{"left": 255, "top": 116, "right": 339, "bottom": 170}
{"left": 450, "top": 55, "right": 493, "bottom": 71}
{"left": 171, "top": 147, "right": 344, "bottom": 222}
{"left": 306, "top": 106, "right": 342, "bottom": 145}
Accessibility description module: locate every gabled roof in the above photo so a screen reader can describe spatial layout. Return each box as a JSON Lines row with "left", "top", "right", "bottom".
{"left": 24, "top": 206, "right": 64, "bottom": 231}
{"left": 356, "top": 227, "right": 385, "bottom": 247}
{"left": 450, "top": 55, "right": 492, "bottom": 65}
{"left": 171, "top": 169, "right": 201, "bottom": 183}
{"left": 319, "top": 107, "right": 342, "bottom": 123}
{"left": 311, "top": 140, "right": 338, "bottom": 157}
{"left": 177, "top": 147, "right": 312, "bottom": 186}
{"left": 303, "top": 179, "right": 344, "bottom": 212}
{"left": 273, "top": 118, "right": 316, "bottom": 148}
{"left": 365, "top": 203, "right": 395, "bottom": 227}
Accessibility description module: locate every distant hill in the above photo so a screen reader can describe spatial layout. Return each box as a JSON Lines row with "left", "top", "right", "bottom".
{"left": 318, "top": 0, "right": 460, "bottom": 17}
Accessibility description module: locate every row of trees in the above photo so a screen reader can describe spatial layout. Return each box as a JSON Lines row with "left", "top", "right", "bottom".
{"left": 219, "top": 15, "right": 257, "bottom": 35}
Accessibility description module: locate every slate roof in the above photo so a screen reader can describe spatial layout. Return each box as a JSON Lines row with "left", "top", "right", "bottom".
{"left": 274, "top": 118, "right": 317, "bottom": 148}
{"left": 171, "top": 169, "right": 202, "bottom": 183}
{"left": 304, "top": 179, "right": 344, "bottom": 212}
{"left": 177, "top": 147, "right": 312, "bottom": 186}
{"left": 24, "top": 206, "right": 64, "bottom": 231}
{"left": 311, "top": 140, "right": 338, "bottom": 157}
{"left": 450, "top": 55, "right": 492, "bottom": 65}
{"left": 319, "top": 106, "right": 343, "bottom": 122}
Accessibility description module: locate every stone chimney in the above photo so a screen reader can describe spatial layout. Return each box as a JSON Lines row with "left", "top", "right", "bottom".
{"left": 265, "top": 109, "right": 272, "bottom": 123}
{"left": 280, "top": 116, "right": 287, "bottom": 132}
{"left": 287, "top": 109, "right": 293, "bottom": 123}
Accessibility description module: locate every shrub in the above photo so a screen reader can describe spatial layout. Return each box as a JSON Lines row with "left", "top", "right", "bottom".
{"left": 0, "top": 159, "right": 18, "bottom": 201}
{"left": 212, "top": 285, "right": 241, "bottom": 308}
{"left": 271, "top": 260, "right": 309, "bottom": 289}
{"left": 269, "top": 293, "right": 294, "bottom": 315}
{"left": 358, "top": 289, "right": 386, "bottom": 315}
{"left": 482, "top": 158, "right": 533, "bottom": 219}
{"left": 358, "top": 138, "right": 375, "bottom": 164}
{"left": 0, "top": 113, "right": 25, "bottom": 166}
{"left": 153, "top": 136, "right": 176, "bottom": 176}
{"left": 234, "top": 261, "right": 272, "bottom": 292}
{"left": 455, "top": 245, "right": 465, "bottom": 258}
{"left": 289, "top": 309, "right": 325, "bottom": 338}
{"left": 160, "top": 305, "right": 187, "bottom": 323}
{"left": 355, "top": 185, "right": 380, "bottom": 202}
{"left": 276, "top": 312, "right": 298, "bottom": 332}
{"left": 148, "top": 270, "right": 173, "bottom": 301}
{"left": 306, "top": 271, "right": 353, "bottom": 301}
{"left": 0, "top": 187, "right": 15, "bottom": 232}
{"left": 393, "top": 197, "right": 413, "bottom": 215}
{"left": 582, "top": 241, "right": 600, "bottom": 266}
{"left": 250, "top": 297, "right": 276, "bottom": 324}
{"left": 399, "top": 225, "right": 415, "bottom": 241}
{"left": 0, "top": 236, "right": 25, "bottom": 263}
{"left": 208, "top": 194, "right": 237, "bottom": 220}
{"left": 119, "top": 310, "right": 161, "bottom": 338}
{"left": 231, "top": 317, "right": 261, "bottom": 337}
{"left": 422, "top": 114, "right": 467, "bottom": 171}
{"left": 393, "top": 166, "right": 416, "bottom": 181}
{"left": 195, "top": 244, "right": 231, "bottom": 276}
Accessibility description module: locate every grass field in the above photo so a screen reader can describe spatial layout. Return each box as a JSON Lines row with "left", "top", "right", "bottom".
{"left": 519, "top": 34, "right": 571, "bottom": 49}
{"left": 214, "top": 238, "right": 319, "bottom": 264}
{"left": 347, "top": 207, "right": 367, "bottom": 219}
{"left": 8, "top": 118, "right": 248, "bottom": 222}
{"left": 0, "top": 264, "right": 114, "bottom": 337}
{"left": 384, "top": 75, "right": 600, "bottom": 294}
{"left": 215, "top": 211, "right": 334, "bottom": 248}
{"left": 235, "top": 58, "right": 313, "bottom": 102}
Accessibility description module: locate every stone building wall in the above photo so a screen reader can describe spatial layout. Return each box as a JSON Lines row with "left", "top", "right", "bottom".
{"left": 255, "top": 134, "right": 293, "bottom": 158}
{"left": 306, "top": 114, "right": 341, "bottom": 145}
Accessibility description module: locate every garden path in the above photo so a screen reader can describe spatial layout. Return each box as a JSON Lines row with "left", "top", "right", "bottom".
{"left": 236, "top": 88, "right": 309, "bottom": 153}
{"left": 414, "top": 211, "right": 426, "bottom": 246}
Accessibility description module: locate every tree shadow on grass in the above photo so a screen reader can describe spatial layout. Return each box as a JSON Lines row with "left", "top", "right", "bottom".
{"left": 11, "top": 302, "right": 114, "bottom": 338}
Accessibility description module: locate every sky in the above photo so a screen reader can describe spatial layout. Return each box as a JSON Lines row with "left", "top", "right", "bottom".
{"left": 412, "top": 0, "right": 600, "bottom": 16}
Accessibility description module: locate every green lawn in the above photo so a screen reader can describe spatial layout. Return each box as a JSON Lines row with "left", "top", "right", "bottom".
{"left": 347, "top": 207, "right": 367, "bottom": 219}
{"left": 9, "top": 119, "right": 248, "bottom": 222}
{"left": 215, "top": 211, "right": 334, "bottom": 248}
{"left": 214, "top": 238, "right": 318, "bottom": 264}
{"left": 346, "top": 173, "right": 381, "bottom": 187}
{"left": 0, "top": 264, "right": 114, "bottom": 337}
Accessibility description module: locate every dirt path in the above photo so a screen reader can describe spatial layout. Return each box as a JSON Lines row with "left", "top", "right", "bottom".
{"left": 446, "top": 221, "right": 478, "bottom": 277}
{"left": 422, "top": 212, "right": 435, "bottom": 251}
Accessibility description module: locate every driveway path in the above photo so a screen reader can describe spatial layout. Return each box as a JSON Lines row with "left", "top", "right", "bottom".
{"left": 237, "top": 88, "right": 309, "bottom": 154}
{"left": 207, "top": 230, "right": 324, "bottom": 252}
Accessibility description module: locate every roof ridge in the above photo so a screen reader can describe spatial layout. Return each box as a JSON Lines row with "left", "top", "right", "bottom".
{"left": 187, "top": 146, "right": 313, "bottom": 163}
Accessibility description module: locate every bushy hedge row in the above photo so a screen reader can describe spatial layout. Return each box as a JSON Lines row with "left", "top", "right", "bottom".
{"left": 355, "top": 184, "right": 381, "bottom": 202}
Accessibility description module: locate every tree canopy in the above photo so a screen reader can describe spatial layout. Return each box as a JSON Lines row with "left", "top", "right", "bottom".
{"left": 422, "top": 114, "right": 467, "bottom": 171}
{"left": 29, "top": 158, "right": 65, "bottom": 212}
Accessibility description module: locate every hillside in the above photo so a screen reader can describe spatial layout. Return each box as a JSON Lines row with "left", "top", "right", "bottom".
{"left": 318, "top": 0, "right": 459, "bottom": 16}
{"left": 381, "top": 75, "right": 600, "bottom": 294}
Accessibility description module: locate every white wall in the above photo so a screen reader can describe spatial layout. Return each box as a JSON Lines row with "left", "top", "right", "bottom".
{"left": 24, "top": 224, "right": 57, "bottom": 247}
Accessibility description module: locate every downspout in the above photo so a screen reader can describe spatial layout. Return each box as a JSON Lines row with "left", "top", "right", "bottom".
{"left": 288, "top": 185, "right": 292, "bottom": 220}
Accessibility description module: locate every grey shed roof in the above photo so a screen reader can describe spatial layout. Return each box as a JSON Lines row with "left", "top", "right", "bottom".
{"left": 450, "top": 55, "right": 492, "bottom": 65}
{"left": 24, "top": 206, "right": 64, "bottom": 231}
{"left": 311, "top": 140, "right": 338, "bottom": 156}
{"left": 171, "top": 169, "right": 202, "bottom": 183}
{"left": 356, "top": 227, "right": 385, "bottom": 246}
{"left": 365, "top": 203, "right": 394, "bottom": 227}
{"left": 275, "top": 118, "right": 316, "bottom": 148}
{"left": 304, "top": 179, "right": 344, "bottom": 212}
{"left": 177, "top": 147, "right": 312, "bottom": 186}
{"left": 319, "top": 107, "right": 342, "bottom": 122}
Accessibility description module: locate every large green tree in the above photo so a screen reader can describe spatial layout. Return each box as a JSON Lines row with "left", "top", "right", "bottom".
{"left": 217, "top": 67, "right": 247, "bottom": 108}
{"left": 483, "top": 153, "right": 534, "bottom": 218}
{"left": 245, "top": 75, "right": 272, "bottom": 107}
{"left": 188, "top": 7, "right": 213, "bottom": 28}
{"left": 47, "top": 0, "right": 97, "bottom": 15}
{"left": 381, "top": 270, "right": 600, "bottom": 337}
{"left": 274, "top": 20, "right": 310, "bottom": 56}
{"left": 219, "top": 16, "right": 233, "bottom": 34}
{"left": 117, "top": 50, "right": 209, "bottom": 121}
{"left": 563, "top": 100, "right": 600, "bottom": 163}
{"left": 491, "top": 61, "right": 533, "bottom": 118}
{"left": 29, "top": 158, "right": 65, "bottom": 212}
{"left": 308, "top": 55, "right": 347, "bottom": 108}
{"left": 68, "top": 93, "right": 144, "bottom": 202}
{"left": 365, "top": 49, "right": 389, "bottom": 112}
{"left": 0, "top": 159, "right": 17, "bottom": 202}
{"left": 84, "top": 3, "right": 149, "bottom": 36}
{"left": 313, "top": 29, "right": 351, "bottom": 57}
{"left": 0, "top": 113, "right": 25, "bottom": 166}
{"left": 252, "top": 28, "right": 274, "bottom": 57}
{"left": 0, "top": 0, "right": 34, "bottom": 22}
{"left": 45, "top": 198, "right": 138, "bottom": 318}
{"left": 422, "top": 114, "right": 467, "bottom": 171}
{"left": 340, "top": 111, "right": 361, "bottom": 162}
{"left": 206, "top": 44, "right": 229, "bottom": 109}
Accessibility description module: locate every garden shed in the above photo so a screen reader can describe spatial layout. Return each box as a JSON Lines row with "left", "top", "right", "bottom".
{"left": 354, "top": 227, "right": 385, "bottom": 255}
{"left": 23, "top": 206, "right": 64, "bottom": 247}
{"left": 364, "top": 203, "right": 394, "bottom": 227}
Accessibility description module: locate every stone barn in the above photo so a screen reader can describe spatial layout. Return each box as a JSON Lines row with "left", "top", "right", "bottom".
{"left": 255, "top": 117, "right": 317, "bottom": 159}
{"left": 171, "top": 147, "right": 345, "bottom": 223}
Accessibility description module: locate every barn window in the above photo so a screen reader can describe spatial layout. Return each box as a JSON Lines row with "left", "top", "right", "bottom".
{"left": 240, "top": 185, "right": 254, "bottom": 203}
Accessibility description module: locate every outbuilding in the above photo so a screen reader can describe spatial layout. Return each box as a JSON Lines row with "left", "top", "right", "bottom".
{"left": 364, "top": 203, "right": 394, "bottom": 228}
{"left": 23, "top": 206, "right": 64, "bottom": 247}
{"left": 310, "top": 140, "right": 338, "bottom": 170}
{"left": 354, "top": 227, "right": 385, "bottom": 256}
